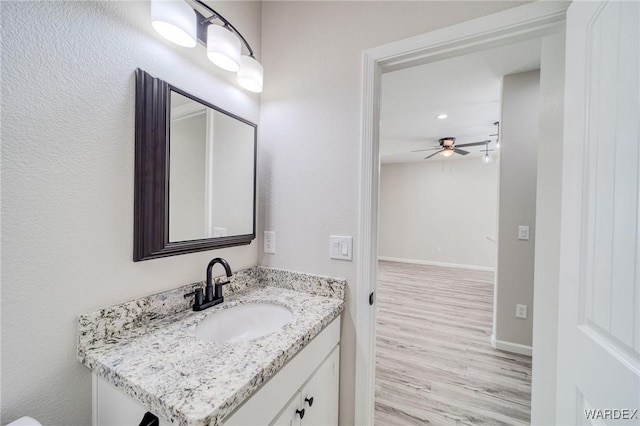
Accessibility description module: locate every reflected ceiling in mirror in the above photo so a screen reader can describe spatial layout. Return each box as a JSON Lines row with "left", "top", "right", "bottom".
{"left": 134, "top": 69, "right": 256, "bottom": 261}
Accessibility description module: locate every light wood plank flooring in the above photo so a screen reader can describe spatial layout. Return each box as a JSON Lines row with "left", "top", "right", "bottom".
{"left": 375, "top": 261, "right": 532, "bottom": 425}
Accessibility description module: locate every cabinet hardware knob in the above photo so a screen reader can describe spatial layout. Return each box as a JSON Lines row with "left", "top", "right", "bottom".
{"left": 305, "top": 396, "right": 314, "bottom": 407}
{"left": 296, "top": 408, "right": 305, "bottom": 419}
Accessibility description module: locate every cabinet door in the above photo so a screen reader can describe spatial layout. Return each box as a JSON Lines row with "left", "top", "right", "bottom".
{"left": 93, "top": 374, "right": 172, "bottom": 426}
{"left": 223, "top": 318, "right": 341, "bottom": 426}
{"left": 270, "top": 392, "right": 301, "bottom": 426}
{"left": 300, "top": 346, "right": 340, "bottom": 426}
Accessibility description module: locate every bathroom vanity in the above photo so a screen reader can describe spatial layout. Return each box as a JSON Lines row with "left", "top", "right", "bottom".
{"left": 78, "top": 267, "right": 345, "bottom": 426}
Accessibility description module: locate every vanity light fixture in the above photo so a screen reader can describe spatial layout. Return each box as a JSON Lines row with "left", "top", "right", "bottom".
{"left": 237, "top": 55, "right": 264, "bottom": 93}
{"left": 207, "top": 24, "right": 241, "bottom": 72}
{"left": 151, "top": 0, "right": 263, "bottom": 93}
{"left": 151, "top": 0, "right": 197, "bottom": 47}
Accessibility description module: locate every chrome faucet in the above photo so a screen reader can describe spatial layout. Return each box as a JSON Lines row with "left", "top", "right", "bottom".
{"left": 184, "top": 257, "right": 233, "bottom": 311}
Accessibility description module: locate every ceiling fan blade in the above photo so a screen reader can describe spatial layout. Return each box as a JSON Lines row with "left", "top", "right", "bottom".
{"left": 412, "top": 147, "right": 440, "bottom": 152}
{"left": 453, "top": 148, "right": 469, "bottom": 155}
{"left": 456, "top": 140, "right": 491, "bottom": 148}
{"left": 424, "top": 150, "right": 443, "bottom": 159}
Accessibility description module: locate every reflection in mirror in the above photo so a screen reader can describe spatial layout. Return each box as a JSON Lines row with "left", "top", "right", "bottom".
{"left": 169, "top": 92, "right": 254, "bottom": 242}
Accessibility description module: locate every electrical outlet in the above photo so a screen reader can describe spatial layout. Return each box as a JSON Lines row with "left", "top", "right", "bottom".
{"left": 516, "top": 304, "right": 527, "bottom": 319}
{"left": 264, "top": 231, "right": 275, "bottom": 254}
{"left": 518, "top": 226, "right": 530, "bottom": 240}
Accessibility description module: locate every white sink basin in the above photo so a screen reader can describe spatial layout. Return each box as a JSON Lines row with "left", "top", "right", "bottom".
{"left": 194, "top": 303, "right": 293, "bottom": 344}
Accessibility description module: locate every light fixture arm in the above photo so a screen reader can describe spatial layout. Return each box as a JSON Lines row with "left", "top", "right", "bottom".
{"left": 191, "top": 0, "right": 255, "bottom": 58}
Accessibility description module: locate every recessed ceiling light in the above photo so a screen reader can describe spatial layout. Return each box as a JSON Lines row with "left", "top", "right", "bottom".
{"left": 436, "top": 114, "right": 448, "bottom": 119}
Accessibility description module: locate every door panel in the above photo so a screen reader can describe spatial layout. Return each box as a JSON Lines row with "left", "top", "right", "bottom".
{"left": 582, "top": 0, "right": 639, "bottom": 348}
{"left": 557, "top": 0, "right": 640, "bottom": 424}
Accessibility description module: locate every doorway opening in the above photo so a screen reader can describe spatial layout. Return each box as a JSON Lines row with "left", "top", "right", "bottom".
{"left": 374, "top": 39, "right": 541, "bottom": 424}
{"left": 354, "top": 3, "right": 569, "bottom": 424}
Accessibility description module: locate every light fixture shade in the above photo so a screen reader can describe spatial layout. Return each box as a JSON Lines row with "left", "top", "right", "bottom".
{"left": 237, "top": 55, "right": 264, "bottom": 93}
{"left": 151, "top": 0, "right": 197, "bottom": 48}
{"left": 441, "top": 149, "right": 454, "bottom": 157}
{"left": 483, "top": 153, "right": 492, "bottom": 163}
{"left": 207, "top": 25, "right": 241, "bottom": 72}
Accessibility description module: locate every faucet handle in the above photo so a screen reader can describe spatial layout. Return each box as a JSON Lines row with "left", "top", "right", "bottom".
{"left": 215, "top": 277, "right": 231, "bottom": 286}
{"left": 184, "top": 288, "right": 204, "bottom": 309}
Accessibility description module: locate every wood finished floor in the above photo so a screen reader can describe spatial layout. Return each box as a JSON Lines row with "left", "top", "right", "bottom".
{"left": 374, "top": 261, "right": 532, "bottom": 425}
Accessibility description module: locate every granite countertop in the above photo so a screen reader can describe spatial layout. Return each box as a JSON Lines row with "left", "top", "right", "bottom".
{"left": 77, "top": 267, "right": 346, "bottom": 426}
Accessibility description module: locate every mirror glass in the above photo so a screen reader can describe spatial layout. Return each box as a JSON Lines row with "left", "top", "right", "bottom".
{"left": 168, "top": 91, "right": 255, "bottom": 242}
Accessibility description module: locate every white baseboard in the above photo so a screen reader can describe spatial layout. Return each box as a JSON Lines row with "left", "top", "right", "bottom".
{"left": 491, "top": 334, "right": 532, "bottom": 356}
{"left": 378, "top": 256, "right": 495, "bottom": 272}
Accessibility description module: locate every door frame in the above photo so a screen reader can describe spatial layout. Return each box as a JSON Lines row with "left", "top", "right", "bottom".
{"left": 355, "top": 2, "right": 569, "bottom": 424}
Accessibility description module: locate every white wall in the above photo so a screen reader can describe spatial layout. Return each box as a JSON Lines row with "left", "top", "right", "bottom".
{"left": 259, "top": 2, "right": 528, "bottom": 424}
{"left": 493, "top": 70, "right": 540, "bottom": 349}
{"left": 0, "top": 1, "right": 261, "bottom": 424}
{"left": 211, "top": 112, "right": 255, "bottom": 236}
{"left": 170, "top": 112, "right": 207, "bottom": 241}
{"left": 379, "top": 159, "right": 498, "bottom": 269}
{"left": 530, "top": 30, "right": 565, "bottom": 425}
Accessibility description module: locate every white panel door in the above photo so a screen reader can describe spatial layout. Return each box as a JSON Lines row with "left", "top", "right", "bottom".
{"left": 557, "top": 1, "right": 640, "bottom": 425}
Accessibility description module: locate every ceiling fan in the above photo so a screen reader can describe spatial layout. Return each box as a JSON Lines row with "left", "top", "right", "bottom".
{"left": 413, "top": 137, "right": 490, "bottom": 159}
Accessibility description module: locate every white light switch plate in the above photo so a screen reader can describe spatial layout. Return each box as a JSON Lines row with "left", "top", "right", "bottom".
{"left": 264, "top": 231, "right": 275, "bottom": 254}
{"left": 518, "top": 226, "right": 530, "bottom": 240}
{"left": 330, "top": 236, "right": 352, "bottom": 261}
{"left": 516, "top": 304, "right": 527, "bottom": 319}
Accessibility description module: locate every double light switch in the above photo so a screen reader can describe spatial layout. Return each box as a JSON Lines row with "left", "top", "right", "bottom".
{"left": 330, "top": 236, "right": 352, "bottom": 261}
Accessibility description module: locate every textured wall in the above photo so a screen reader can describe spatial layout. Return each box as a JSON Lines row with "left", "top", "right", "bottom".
{"left": 0, "top": 1, "right": 261, "bottom": 424}
{"left": 494, "top": 70, "right": 540, "bottom": 348}
{"left": 258, "top": 2, "right": 527, "bottom": 424}
{"left": 379, "top": 159, "right": 498, "bottom": 268}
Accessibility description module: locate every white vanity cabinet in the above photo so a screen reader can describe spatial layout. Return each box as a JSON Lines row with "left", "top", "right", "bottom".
{"left": 223, "top": 317, "right": 340, "bottom": 426}
{"left": 93, "top": 374, "right": 172, "bottom": 426}
{"left": 92, "top": 316, "right": 341, "bottom": 426}
{"left": 270, "top": 347, "right": 339, "bottom": 426}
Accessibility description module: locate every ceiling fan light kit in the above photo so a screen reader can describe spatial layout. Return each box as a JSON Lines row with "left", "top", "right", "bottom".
{"left": 415, "top": 137, "right": 492, "bottom": 160}
{"left": 411, "top": 121, "right": 501, "bottom": 162}
{"left": 440, "top": 137, "right": 456, "bottom": 147}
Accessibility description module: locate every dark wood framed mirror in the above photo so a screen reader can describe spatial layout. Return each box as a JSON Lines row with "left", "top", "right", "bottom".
{"left": 134, "top": 69, "right": 256, "bottom": 261}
